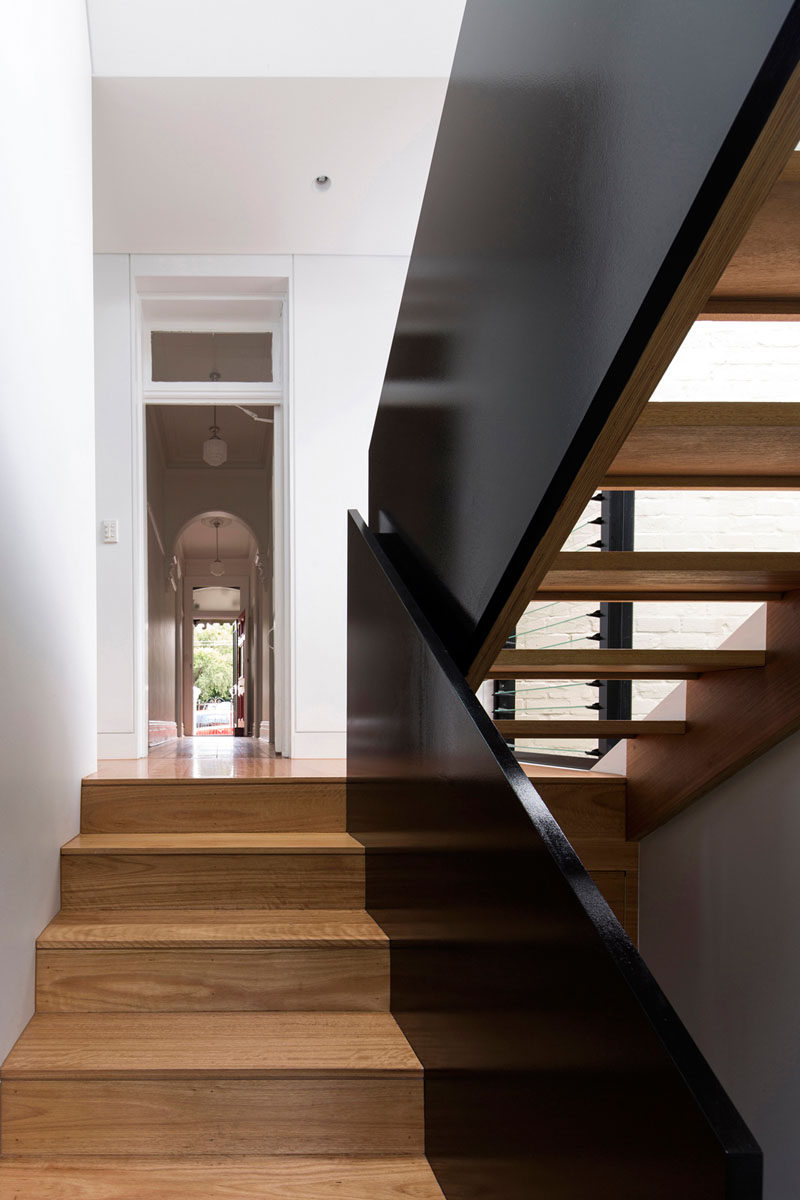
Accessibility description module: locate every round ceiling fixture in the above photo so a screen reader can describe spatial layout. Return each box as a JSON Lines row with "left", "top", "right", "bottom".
{"left": 313, "top": 175, "right": 331, "bottom": 192}
{"left": 202, "top": 406, "right": 228, "bottom": 467}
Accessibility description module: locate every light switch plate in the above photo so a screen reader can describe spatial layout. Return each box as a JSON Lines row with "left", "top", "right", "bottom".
{"left": 102, "top": 519, "right": 119, "bottom": 544}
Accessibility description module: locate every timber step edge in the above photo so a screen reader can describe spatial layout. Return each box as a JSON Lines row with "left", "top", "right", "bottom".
{"left": 0, "top": 1157, "right": 446, "bottom": 1199}
{"left": 488, "top": 648, "right": 765, "bottom": 679}
{"left": 1, "top": 1012, "right": 420, "bottom": 1078}
{"left": 61, "top": 833, "right": 364, "bottom": 854}
{"left": 36, "top": 908, "right": 388, "bottom": 948}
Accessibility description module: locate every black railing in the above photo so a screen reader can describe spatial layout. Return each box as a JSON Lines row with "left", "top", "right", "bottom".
{"left": 598, "top": 490, "right": 636, "bottom": 753}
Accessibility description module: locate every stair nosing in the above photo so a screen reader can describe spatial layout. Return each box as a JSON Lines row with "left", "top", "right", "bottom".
{"left": 61, "top": 833, "right": 364, "bottom": 855}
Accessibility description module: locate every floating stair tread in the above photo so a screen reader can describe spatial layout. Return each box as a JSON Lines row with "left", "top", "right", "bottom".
{"left": 495, "top": 720, "right": 685, "bottom": 737}
{"left": 536, "top": 551, "right": 800, "bottom": 600}
{"left": 37, "top": 909, "right": 387, "bottom": 949}
{"left": 0, "top": 1157, "right": 445, "bottom": 1199}
{"left": 489, "top": 648, "right": 765, "bottom": 679}
{"left": 521, "top": 763, "right": 624, "bottom": 783}
{"left": 604, "top": 401, "right": 800, "bottom": 487}
{"left": 1, "top": 1013, "right": 420, "bottom": 1079}
{"left": 61, "top": 833, "right": 363, "bottom": 855}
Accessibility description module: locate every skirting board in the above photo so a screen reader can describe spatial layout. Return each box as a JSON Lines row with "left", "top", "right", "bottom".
{"left": 290, "top": 731, "right": 346, "bottom": 759}
{"left": 149, "top": 721, "right": 178, "bottom": 748}
{"left": 97, "top": 732, "right": 141, "bottom": 759}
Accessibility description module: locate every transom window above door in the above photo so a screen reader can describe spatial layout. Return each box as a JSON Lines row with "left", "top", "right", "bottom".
{"left": 151, "top": 331, "right": 273, "bottom": 383}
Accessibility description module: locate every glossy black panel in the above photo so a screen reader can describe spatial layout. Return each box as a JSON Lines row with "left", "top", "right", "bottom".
{"left": 369, "top": 0, "right": 800, "bottom": 667}
{"left": 347, "top": 511, "right": 760, "bottom": 1199}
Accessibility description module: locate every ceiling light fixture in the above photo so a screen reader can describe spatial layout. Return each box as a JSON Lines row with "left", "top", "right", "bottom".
{"left": 202, "top": 406, "right": 228, "bottom": 467}
{"left": 209, "top": 519, "right": 226, "bottom": 577}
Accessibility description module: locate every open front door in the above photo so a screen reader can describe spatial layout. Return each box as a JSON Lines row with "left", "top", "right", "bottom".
{"left": 236, "top": 609, "right": 247, "bottom": 736}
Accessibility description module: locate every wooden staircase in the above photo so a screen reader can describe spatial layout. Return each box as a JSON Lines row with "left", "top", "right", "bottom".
{"left": 0, "top": 776, "right": 444, "bottom": 1198}
{"left": 487, "top": 398, "right": 800, "bottom": 891}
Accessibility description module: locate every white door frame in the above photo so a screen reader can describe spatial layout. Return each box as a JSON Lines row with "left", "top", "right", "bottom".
{"left": 130, "top": 255, "right": 293, "bottom": 757}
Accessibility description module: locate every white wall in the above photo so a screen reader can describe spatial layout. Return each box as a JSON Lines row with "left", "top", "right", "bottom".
{"left": 0, "top": 2, "right": 95, "bottom": 1057}
{"left": 640, "top": 730, "right": 800, "bottom": 1200}
{"left": 95, "top": 257, "right": 142, "bottom": 757}
{"left": 292, "top": 255, "right": 408, "bottom": 756}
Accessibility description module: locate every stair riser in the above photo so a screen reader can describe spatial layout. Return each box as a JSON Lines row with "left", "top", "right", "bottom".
{"left": 2, "top": 1078, "right": 423, "bottom": 1156}
{"left": 60, "top": 854, "right": 364, "bottom": 910}
{"left": 36, "top": 948, "right": 389, "bottom": 1012}
{"left": 81, "top": 783, "right": 346, "bottom": 834}
{"left": 534, "top": 782, "right": 625, "bottom": 840}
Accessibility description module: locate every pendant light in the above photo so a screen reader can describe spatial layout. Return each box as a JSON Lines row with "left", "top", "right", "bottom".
{"left": 203, "top": 406, "right": 228, "bottom": 467}
{"left": 209, "top": 519, "right": 225, "bottom": 577}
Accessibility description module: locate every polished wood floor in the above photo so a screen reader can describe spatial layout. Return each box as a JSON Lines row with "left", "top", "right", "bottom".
{"left": 88, "top": 737, "right": 347, "bottom": 780}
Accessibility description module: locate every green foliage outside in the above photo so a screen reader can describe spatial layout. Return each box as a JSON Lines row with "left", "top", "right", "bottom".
{"left": 193, "top": 622, "right": 234, "bottom": 703}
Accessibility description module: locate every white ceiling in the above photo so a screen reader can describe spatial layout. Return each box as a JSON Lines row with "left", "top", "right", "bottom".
{"left": 86, "top": 1, "right": 465, "bottom": 78}
{"left": 93, "top": 76, "right": 448, "bottom": 254}
{"left": 150, "top": 404, "right": 273, "bottom": 468}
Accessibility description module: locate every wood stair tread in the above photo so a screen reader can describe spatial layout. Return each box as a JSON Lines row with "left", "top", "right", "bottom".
{"left": 1, "top": 1013, "right": 420, "bottom": 1079}
{"left": 37, "top": 909, "right": 387, "bottom": 948}
{"left": 536, "top": 551, "right": 800, "bottom": 600}
{"left": 495, "top": 719, "right": 685, "bottom": 737}
{"left": 604, "top": 401, "right": 800, "bottom": 488}
{"left": 61, "top": 833, "right": 363, "bottom": 855}
{"left": 0, "top": 1156, "right": 445, "bottom": 1199}
{"left": 520, "top": 763, "right": 624, "bottom": 783}
{"left": 488, "top": 648, "right": 765, "bottom": 679}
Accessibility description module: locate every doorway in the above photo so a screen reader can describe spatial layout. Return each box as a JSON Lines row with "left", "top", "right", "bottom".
{"left": 145, "top": 403, "right": 274, "bottom": 749}
{"left": 193, "top": 620, "right": 236, "bottom": 737}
